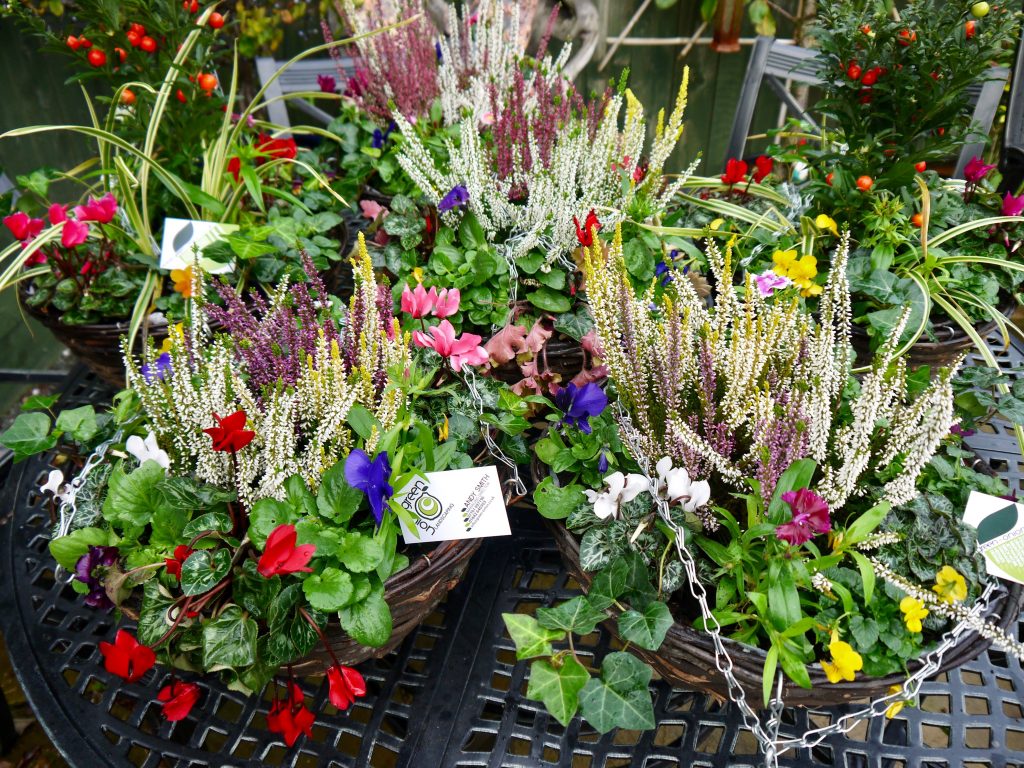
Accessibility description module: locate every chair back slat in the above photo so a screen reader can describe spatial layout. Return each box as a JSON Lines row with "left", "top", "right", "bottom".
{"left": 254, "top": 56, "right": 358, "bottom": 129}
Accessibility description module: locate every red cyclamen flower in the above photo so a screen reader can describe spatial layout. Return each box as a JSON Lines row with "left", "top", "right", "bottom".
{"left": 412, "top": 320, "right": 488, "bottom": 372}
{"left": 203, "top": 411, "right": 255, "bottom": 452}
{"left": 257, "top": 524, "right": 315, "bottom": 578}
{"left": 267, "top": 682, "right": 315, "bottom": 747}
{"left": 164, "top": 544, "right": 195, "bottom": 580}
{"left": 3, "top": 212, "right": 44, "bottom": 242}
{"left": 48, "top": 204, "right": 68, "bottom": 225}
{"left": 327, "top": 664, "right": 367, "bottom": 710}
{"left": 74, "top": 192, "right": 118, "bottom": 224}
{"left": 721, "top": 158, "right": 748, "bottom": 185}
{"left": 752, "top": 156, "right": 774, "bottom": 183}
{"left": 157, "top": 680, "right": 201, "bottom": 721}
{"left": 61, "top": 219, "right": 90, "bottom": 248}
{"left": 775, "top": 488, "right": 831, "bottom": 546}
{"left": 573, "top": 210, "right": 602, "bottom": 247}
{"left": 99, "top": 629, "right": 156, "bottom": 683}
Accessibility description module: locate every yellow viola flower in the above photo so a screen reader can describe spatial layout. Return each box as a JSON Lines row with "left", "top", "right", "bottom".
{"left": 933, "top": 566, "right": 967, "bottom": 603}
{"left": 815, "top": 214, "right": 839, "bottom": 236}
{"left": 820, "top": 639, "right": 863, "bottom": 683}
{"left": 786, "top": 255, "right": 822, "bottom": 297}
{"left": 438, "top": 415, "right": 449, "bottom": 442}
{"left": 709, "top": 218, "right": 725, "bottom": 231}
{"left": 885, "top": 685, "right": 906, "bottom": 719}
{"left": 170, "top": 266, "right": 194, "bottom": 299}
{"left": 772, "top": 248, "right": 798, "bottom": 275}
{"left": 412, "top": 266, "right": 425, "bottom": 284}
{"left": 158, "top": 323, "right": 184, "bottom": 354}
{"left": 900, "top": 596, "right": 929, "bottom": 633}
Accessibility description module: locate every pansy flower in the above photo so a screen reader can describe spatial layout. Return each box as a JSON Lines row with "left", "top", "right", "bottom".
{"left": 74, "top": 545, "right": 120, "bottom": 610}
{"left": 552, "top": 382, "right": 608, "bottom": 434}
{"left": 141, "top": 352, "right": 172, "bottom": 384}
{"left": 437, "top": 185, "right": 469, "bottom": 213}
{"left": 345, "top": 449, "right": 393, "bottom": 526}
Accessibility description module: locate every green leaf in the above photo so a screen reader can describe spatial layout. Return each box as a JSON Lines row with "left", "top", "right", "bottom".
{"left": 537, "top": 596, "right": 607, "bottom": 635}
{"left": 336, "top": 532, "right": 385, "bottom": 573}
{"left": 767, "top": 459, "right": 817, "bottom": 523}
{"left": 347, "top": 404, "right": 378, "bottom": 440}
{"left": 180, "top": 548, "right": 232, "bottom": 596}
{"left": 49, "top": 527, "right": 111, "bottom": 571}
{"left": 55, "top": 406, "right": 98, "bottom": 443}
{"left": 849, "top": 615, "right": 880, "bottom": 651}
{"left": 150, "top": 506, "right": 190, "bottom": 549}
{"left": 526, "top": 286, "right": 572, "bottom": 313}
{"left": 232, "top": 560, "right": 280, "bottom": 619}
{"left": 527, "top": 657, "right": 590, "bottom": 726}
{"left": 21, "top": 394, "right": 59, "bottom": 411}
{"left": 502, "top": 613, "right": 564, "bottom": 659}
{"left": 137, "top": 579, "right": 174, "bottom": 647}
{"left": 844, "top": 502, "right": 890, "bottom": 546}
{"left": 303, "top": 567, "right": 354, "bottom": 612}
{"left": 762, "top": 644, "right": 779, "bottom": 708}
{"left": 202, "top": 605, "right": 258, "bottom": 668}
{"left": 534, "top": 477, "right": 584, "bottom": 520}
{"left": 338, "top": 585, "right": 393, "bottom": 647}
{"left": 617, "top": 602, "right": 673, "bottom": 650}
{"left": 249, "top": 498, "right": 300, "bottom": 548}
{"left": 766, "top": 560, "right": 801, "bottom": 630}
{"left": 777, "top": 644, "right": 812, "bottom": 689}
{"left": 316, "top": 462, "right": 363, "bottom": 523}
{"left": 459, "top": 213, "right": 487, "bottom": 250}
{"left": 0, "top": 412, "right": 57, "bottom": 461}
{"left": 850, "top": 551, "right": 876, "bottom": 604}
{"left": 587, "top": 557, "right": 630, "bottom": 610}
{"left": 182, "top": 512, "right": 233, "bottom": 539}
{"left": 102, "top": 460, "right": 166, "bottom": 529}
{"left": 578, "top": 653, "right": 655, "bottom": 733}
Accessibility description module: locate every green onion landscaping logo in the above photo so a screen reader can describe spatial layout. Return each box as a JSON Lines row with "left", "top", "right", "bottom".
{"left": 400, "top": 478, "right": 447, "bottom": 536}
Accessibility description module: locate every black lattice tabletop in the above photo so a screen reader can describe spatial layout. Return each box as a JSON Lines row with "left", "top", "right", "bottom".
{"left": 1, "top": 343, "right": 1023, "bottom": 767}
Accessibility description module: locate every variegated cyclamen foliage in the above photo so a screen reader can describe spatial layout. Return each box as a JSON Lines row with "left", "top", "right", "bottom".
{"left": 582, "top": 228, "right": 958, "bottom": 511}
{"left": 124, "top": 235, "right": 410, "bottom": 509}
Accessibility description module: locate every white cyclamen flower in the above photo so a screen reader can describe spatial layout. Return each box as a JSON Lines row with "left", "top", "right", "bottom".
{"left": 655, "top": 457, "right": 711, "bottom": 513}
{"left": 40, "top": 469, "right": 65, "bottom": 497}
{"left": 585, "top": 472, "right": 649, "bottom": 520}
{"left": 126, "top": 432, "right": 170, "bottom": 470}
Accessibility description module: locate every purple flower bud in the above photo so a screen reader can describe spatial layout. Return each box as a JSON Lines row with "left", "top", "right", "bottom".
{"left": 438, "top": 185, "right": 469, "bottom": 213}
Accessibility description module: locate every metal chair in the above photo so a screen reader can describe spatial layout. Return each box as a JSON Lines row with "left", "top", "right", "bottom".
{"left": 725, "top": 36, "right": 1009, "bottom": 179}
{"left": 254, "top": 55, "right": 358, "bottom": 129}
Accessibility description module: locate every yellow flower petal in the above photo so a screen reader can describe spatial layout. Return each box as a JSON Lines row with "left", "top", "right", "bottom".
{"left": 815, "top": 214, "right": 839, "bottom": 236}
{"left": 709, "top": 218, "right": 725, "bottom": 231}
{"left": 772, "top": 249, "right": 798, "bottom": 272}
{"left": 933, "top": 565, "right": 967, "bottom": 603}
{"left": 885, "top": 685, "right": 905, "bottom": 719}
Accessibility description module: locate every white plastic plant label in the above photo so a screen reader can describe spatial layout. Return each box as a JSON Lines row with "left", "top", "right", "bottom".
{"left": 395, "top": 466, "right": 511, "bottom": 544}
{"left": 159, "top": 217, "right": 237, "bottom": 274}
{"left": 964, "top": 490, "right": 1024, "bottom": 585}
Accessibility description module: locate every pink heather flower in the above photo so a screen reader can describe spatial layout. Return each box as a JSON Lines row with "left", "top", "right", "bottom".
{"left": 432, "top": 288, "right": 460, "bottom": 318}
{"left": 412, "top": 320, "right": 488, "bottom": 371}
{"left": 359, "top": 199, "right": 387, "bottom": 220}
{"left": 775, "top": 488, "right": 831, "bottom": 546}
{"left": 74, "top": 193, "right": 117, "bottom": 224}
{"left": 401, "top": 284, "right": 438, "bottom": 318}
{"left": 963, "top": 156, "right": 996, "bottom": 184}
{"left": 61, "top": 219, "right": 90, "bottom": 248}
{"left": 3, "top": 212, "right": 44, "bottom": 242}
{"left": 1001, "top": 191, "right": 1024, "bottom": 217}
{"left": 48, "top": 204, "right": 68, "bottom": 225}
{"left": 754, "top": 270, "right": 790, "bottom": 297}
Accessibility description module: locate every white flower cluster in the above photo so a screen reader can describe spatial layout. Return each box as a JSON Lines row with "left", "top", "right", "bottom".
{"left": 586, "top": 456, "right": 711, "bottom": 521}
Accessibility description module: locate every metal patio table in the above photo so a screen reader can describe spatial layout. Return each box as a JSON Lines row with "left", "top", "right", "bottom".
{"left": 1, "top": 353, "right": 1023, "bottom": 768}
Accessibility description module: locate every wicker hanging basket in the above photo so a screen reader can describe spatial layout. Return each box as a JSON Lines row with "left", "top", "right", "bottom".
{"left": 488, "top": 334, "right": 591, "bottom": 385}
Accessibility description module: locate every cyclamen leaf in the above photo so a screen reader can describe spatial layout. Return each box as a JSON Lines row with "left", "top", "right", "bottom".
{"left": 587, "top": 557, "right": 630, "bottom": 610}
{"left": 233, "top": 560, "right": 280, "bottom": 619}
{"left": 617, "top": 602, "right": 673, "bottom": 651}
{"left": 502, "top": 614, "right": 565, "bottom": 659}
{"left": 537, "top": 596, "right": 606, "bottom": 635}
{"left": 303, "top": 567, "right": 354, "bottom": 612}
{"left": 527, "top": 657, "right": 590, "bottom": 727}
{"left": 202, "top": 606, "right": 258, "bottom": 668}
{"left": 182, "top": 512, "right": 233, "bottom": 539}
{"left": 137, "top": 580, "right": 175, "bottom": 647}
{"left": 180, "top": 549, "right": 232, "bottom": 596}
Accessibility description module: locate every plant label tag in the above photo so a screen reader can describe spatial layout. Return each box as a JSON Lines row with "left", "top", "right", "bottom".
{"left": 159, "top": 218, "right": 237, "bottom": 274}
{"left": 395, "top": 466, "right": 511, "bottom": 544}
{"left": 964, "top": 491, "right": 1024, "bottom": 585}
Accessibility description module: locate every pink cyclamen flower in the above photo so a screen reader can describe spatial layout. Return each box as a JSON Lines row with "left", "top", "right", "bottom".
{"left": 775, "top": 488, "right": 831, "bottom": 546}
{"left": 1002, "top": 191, "right": 1024, "bottom": 217}
{"left": 754, "top": 270, "right": 790, "bottom": 297}
{"left": 61, "top": 219, "right": 90, "bottom": 248}
{"left": 432, "top": 288, "right": 460, "bottom": 318}
{"left": 73, "top": 193, "right": 118, "bottom": 224}
{"left": 412, "top": 319, "right": 488, "bottom": 371}
{"left": 3, "top": 212, "right": 44, "bottom": 242}
{"left": 48, "top": 204, "right": 68, "bottom": 225}
{"left": 401, "top": 283, "right": 439, "bottom": 318}
{"left": 359, "top": 199, "right": 387, "bottom": 221}
{"left": 963, "top": 156, "right": 996, "bottom": 184}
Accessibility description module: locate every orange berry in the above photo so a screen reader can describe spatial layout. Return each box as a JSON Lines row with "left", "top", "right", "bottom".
{"left": 120, "top": 88, "right": 136, "bottom": 105}
{"left": 126, "top": 31, "right": 141, "bottom": 47}
{"left": 140, "top": 36, "right": 157, "bottom": 53}
{"left": 856, "top": 175, "right": 874, "bottom": 191}
{"left": 66, "top": 35, "right": 81, "bottom": 50}
{"left": 114, "top": 47, "right": 127, "bottom": 63}
{"left": 915, "top": 161, "right": 927, "bottom": 172}
{"left": 79, "top": 37, "right": 93, "bottom": 48}
{"left": 911, "top": 212, "right": 924, "bottom": 228}
{"left": 198, "top": 73, "right": 217, "bottom": 92}
{"left": 209, "top": 12, "right": 225, "bottom": 28}
{"left": 826, "top": 172, "right": 834, "bottom": 186}
{"left": 176, "top": 88, "right": 187, "bottom": 103}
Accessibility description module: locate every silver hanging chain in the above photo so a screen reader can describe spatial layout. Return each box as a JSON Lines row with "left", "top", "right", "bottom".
{"left": 462, "top": 367, "right": 526, "bottom": 497}
{"left": 53, "top": 429, "right": 124, "bottom": 580}
{"left": 613, "top": 404, "right": 1003, "bottom": 765}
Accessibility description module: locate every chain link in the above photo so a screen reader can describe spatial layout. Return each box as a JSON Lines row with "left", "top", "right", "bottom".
{"left": 613, "top": 404, "right": 1005, "bottom": 765}
{"left": 463, "top": 368, "right": 526, "bottom": 497}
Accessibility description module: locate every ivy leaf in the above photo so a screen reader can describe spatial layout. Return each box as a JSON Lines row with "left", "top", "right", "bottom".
{"left": 21, "top": 394, "right": 60, "bottom": 411}
{"left": 502, "top": 614, "right": 565, "bottom": 659}
{"left": 0, "top": 412, "right": 57, "bottom": 462}
{"left": 303, "top": 567, "right": 354, "bottom": 612}
{"left": 338, "top": 585, "right": 392, "bottom": 647}
{"left": 316, "top": 462, "right": 363, "bottom": 523}
{"left": 587, "top": 557, "right": 630, "bottom": 610}
{"left": 182, "top": 512, "right": 233, "bottom": 539}
{"left": 180, "top": 549, "right": 232, "bottom": 596}
{"left": 202, "top": 605, "right": 257, "bottom": 668}
{"left": 578, "top": 654, "right": 655, "bottom": 733}
{"left": 336, "top": 532, "right": 384, "bottom": 573}
{"left": 553, "top": 309, "right": 594, "bottom": 342}
{"left": 102, "top": 460, "right": 166, "bottom": 529}
{"left": 527, "top": 657, "right": 590, "bottom": 726}
{"left": 617, "top": 602, "right": 673, "bottom": 651}
{"left": 534, "top": 477, "right": 585, "bottom": 521}
{"left": 49, "top": 527, "right": 111, "bottom": 571}
{"left": 54, "top": 406, "right": 98, "bottom": 443}
{"left": 537, "top": 596, "right": 606, "bottom": 635}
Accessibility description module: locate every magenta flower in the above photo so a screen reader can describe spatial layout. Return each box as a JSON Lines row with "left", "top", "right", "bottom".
{"left": 48, "top": 204, "right": 68, "bottom": 225}
{"left": 74, "top": 193, "right": 118, "bottom": 224}
{"left": 754, "top": 270, "right": 790, "bottom": 297}
{"left": 963, "top": 156, "right": 996, "bottom": 184}
{"left": 432, "top": 288, "right": 460, "bottom": 318}
{"left": 401, "top": 284, "right": 438, "bottom": 318}
{"left": 412, "top": 320, "right": 488, "bottom": 371}
{"left": 317, "top": 74, "right": 337, "bottom": 93}
{"left": 775, "top": 487, "right": 831, "bottom": 546}
{"left": 3, "top": 212, "right": 44, "bottom": 242}
{"left": 61, "top": 219, "right": 90, "bottom": 248}
{"left": 1002, "top": 191, "right": 1024, "bottom": 217}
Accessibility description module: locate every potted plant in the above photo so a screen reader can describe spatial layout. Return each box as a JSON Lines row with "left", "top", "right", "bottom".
{"left": 3, "top": 238, "right": 515, "bottom": 743}
{"left": 503, "top": 228, "right": 1022, "bottom": 736}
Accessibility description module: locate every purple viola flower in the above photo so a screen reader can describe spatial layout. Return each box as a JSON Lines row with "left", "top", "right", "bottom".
{"left": 74, "top": 545, "right": 120, "bottom": 611}
{"left": 438, "top": 185, "right": 469, "bottom": 213}
{"left": 372, "top": 128, "right": 385, "bottom": 150}
{"left": 435, "top": 41, "right": 443, "bottom": 63}
{"left": 775, "top": 488, "right": 831, "bottom": 546}
{"left": 345, "top": 449, "right": 393, "bottom": 526}
{"left": 140, "top": 352, "right": 172, "bottom": 384}
{"left": 654, "top": 261, "right": 674, "bottom": 287}
{"left": 317, "top": 74, "right": 338, "bottom": 94}
{"left": 552, "top": 382, "right": 608, "bottom": 435}
{"left": 964, "top": 156, "right": 996, "bottom": 184}
{"left": 597, "top": 450, "right": 609, "bottom": 473}
{"left": 950, "top": 423, "right": 976, "bottom": 438}
{"left": 1002, "top": 191, "right": 1024, "bottom": 217}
